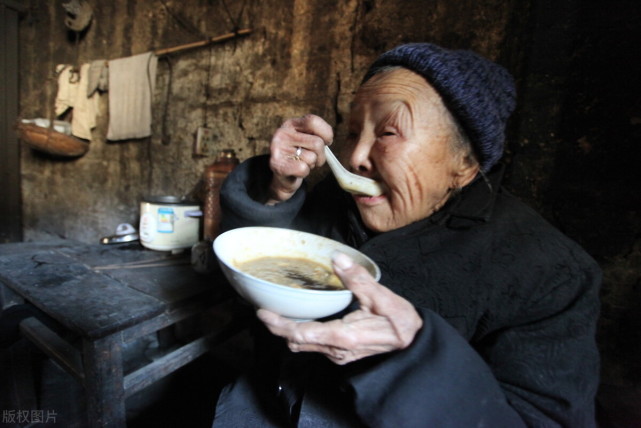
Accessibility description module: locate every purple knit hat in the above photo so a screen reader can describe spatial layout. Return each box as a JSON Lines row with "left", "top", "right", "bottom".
{"left": 362, "top": 43, "right": 516, "bottom": 172}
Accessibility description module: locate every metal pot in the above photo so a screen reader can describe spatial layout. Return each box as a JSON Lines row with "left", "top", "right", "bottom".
{"left": 139, "top": 196, "right": 201, "bottom": 251}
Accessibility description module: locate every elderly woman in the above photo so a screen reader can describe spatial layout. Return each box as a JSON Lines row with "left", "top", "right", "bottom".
{"left": 213, "top": 43, "right": 601, "bottom": 427}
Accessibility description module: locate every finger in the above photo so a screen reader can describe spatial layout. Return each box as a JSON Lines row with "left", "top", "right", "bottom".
{"left": 269, "top": 130, "right": 311, "bottom": 199}
{"left": 291, "top": 146, "right": 320, "bottom": 169}
{"left": 256, "top": 309, "right": 344, "bottom": 349}
{"left": 256, "top": 310, "right": 361, "bottom": 356}
{"left": 287, "top": 114, "right": 334, "bottom": 145}
{"left": 332, "top": 252, "right": 410, "bottom": 314}
{"left": 331, "top": 253, "right": 422, "bottom": 342}
{"left": 284, "top": 315, "right": 409, "bottom": 363}
{"left": 256, "top": 308, "right": 297, "bottom": 333}
{"left": 259, "top": 307, "right": 417, "bottom": 362}
{"left": 331, "top": 252, "right": 380, "bottom": 309}
{"left": 290, "top": 312, "right": 398, "bottom": 345}
{"left": 273, "top": 126, "right": 326, "bottom": 152}
{"left": 271, "top": 151, "right": 310, "bottom": 179}
{"left": 271, "top": 129, "right": 323, "bottom": 170}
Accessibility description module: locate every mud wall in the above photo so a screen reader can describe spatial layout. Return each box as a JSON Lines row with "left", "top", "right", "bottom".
{"left": 17, "top": 0, "right": 524, "bottom": 243}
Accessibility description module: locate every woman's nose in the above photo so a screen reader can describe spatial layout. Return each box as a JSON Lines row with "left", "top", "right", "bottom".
{"left": 349, "top": 139, "right": 374, "bottom": 175}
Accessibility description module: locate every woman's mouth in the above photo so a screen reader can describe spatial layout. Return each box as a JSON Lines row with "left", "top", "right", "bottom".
{"left": 352, "top": 193, "right": 386, "bottom": 205}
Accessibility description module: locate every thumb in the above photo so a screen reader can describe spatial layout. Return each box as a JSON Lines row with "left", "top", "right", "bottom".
{"left": 332, "top": 252, "right": 414, "bottom": 319}
{"left": 331, "top": 252, "right": 378, "bottom": 309}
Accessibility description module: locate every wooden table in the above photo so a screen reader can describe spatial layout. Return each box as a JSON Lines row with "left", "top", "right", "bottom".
{"left": 0, "top": 240, "right": 245, "bottom": 427}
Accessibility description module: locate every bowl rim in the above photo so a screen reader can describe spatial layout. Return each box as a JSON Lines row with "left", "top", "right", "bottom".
{"left": 213, "top": 226, "right": 380, "bottom": 295}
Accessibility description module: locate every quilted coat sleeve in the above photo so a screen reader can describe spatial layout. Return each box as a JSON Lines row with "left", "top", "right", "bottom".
{"left": 219, "top": 155, "right": 306, "bottom": 231}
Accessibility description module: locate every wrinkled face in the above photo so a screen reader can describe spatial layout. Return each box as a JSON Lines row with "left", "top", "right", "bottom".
{"left": 345, "top": 68, "right": 477, "bottom": 232}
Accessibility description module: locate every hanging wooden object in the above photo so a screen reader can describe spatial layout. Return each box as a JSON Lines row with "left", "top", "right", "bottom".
{"left": 17, "top": 122, "right": 89, "bottom": 157}
{"left": 154, "top": 28, "right": 252, "bottom": 56}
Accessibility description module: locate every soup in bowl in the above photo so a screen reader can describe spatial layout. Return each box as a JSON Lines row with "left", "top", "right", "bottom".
{"left": 213, "top": 227, "right": 381, "bottom": 320}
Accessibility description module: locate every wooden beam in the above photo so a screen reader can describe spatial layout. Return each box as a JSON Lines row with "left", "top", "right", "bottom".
{"left": 19, "top": 317, "right": 85, "bottom": 384}
{"left": 154, "top": 28, "right": 252, "bottom": 56}
{"left": 123, "top": 318, "right": 246, "bottom": 397}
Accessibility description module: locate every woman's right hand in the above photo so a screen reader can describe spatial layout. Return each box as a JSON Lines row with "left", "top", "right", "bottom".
{"left": 267, "top": 114, "right": 334, "bottom": 205}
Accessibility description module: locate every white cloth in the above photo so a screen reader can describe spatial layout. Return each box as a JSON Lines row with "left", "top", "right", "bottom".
{"left": 107, "top": 52, "right": 158, "bottom": 140}
{"left": 54, "top": 64, "right": 78, "bottom": 116}
{"left": 87, "top": 59, "right": 109, "bottom": 97}
{"left": 54, "top": 63, "right": 99, "bottom": 140}
{"left": 71, "top": 63, "right": 100, "bottom": 140}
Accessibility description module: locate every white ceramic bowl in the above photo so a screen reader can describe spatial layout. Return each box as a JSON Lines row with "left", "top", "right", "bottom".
{"left": 213, "top": 227, "right": 381, "bottom": 320}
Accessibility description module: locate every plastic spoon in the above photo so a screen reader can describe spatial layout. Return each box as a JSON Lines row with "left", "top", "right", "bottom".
{"left": 324, "top": 145, "right": 383, "bottom": 196}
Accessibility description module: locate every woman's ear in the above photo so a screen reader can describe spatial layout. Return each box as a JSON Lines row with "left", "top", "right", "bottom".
{"left": 453, "top": 154, "right": 480, "bottom": 189}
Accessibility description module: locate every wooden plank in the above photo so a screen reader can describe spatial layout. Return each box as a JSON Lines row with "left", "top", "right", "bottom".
{"left": 60, "top": 244, "right": 216, "bottom": 303}
{"left": 83, "top": 336, "right": 126, "bottom": 428}
{"left": 0, "top": 282, "right": 24, "bottom": 310}
{"left": 124, "top": 335, "right": 210, "bottom": 397}
{"left": 119, "top": 296, "right": 217, "bottom": 343}
{"left": 123, "top": 318, "right": 247, "bottom": 397}
{"left": 0, "top": 249, "right": 165, "bottom": 339}
{"left": 19, "top": 316, "right": 85, "bottom": 384}
{"left": 103, "top": 263, "right": 214, "bottom": 303}
{"left": 59, "top": 243, "right": 172, "bottom": 268}
{"left": 0, "top": 239, "right": 78, "bottom": 257}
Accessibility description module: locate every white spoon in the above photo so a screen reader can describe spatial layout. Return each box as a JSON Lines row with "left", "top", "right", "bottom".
{"left": 324, "top": 145, "right": 383, "bottom": 196}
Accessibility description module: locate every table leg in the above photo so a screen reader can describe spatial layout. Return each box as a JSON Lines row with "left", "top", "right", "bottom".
{"left": 83, "top": 335, "right": 125, "bottom": 428}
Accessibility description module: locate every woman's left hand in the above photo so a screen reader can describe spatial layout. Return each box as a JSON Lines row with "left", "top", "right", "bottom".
{"left": 257, "top": 253, "right": 423, "bottom": 365}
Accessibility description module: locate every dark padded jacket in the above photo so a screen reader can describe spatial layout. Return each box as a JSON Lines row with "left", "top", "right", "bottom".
{"left": 217, "top": 155, "right": 601, "bottom": 428}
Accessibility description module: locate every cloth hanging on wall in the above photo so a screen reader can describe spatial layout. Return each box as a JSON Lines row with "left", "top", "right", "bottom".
{"left": 71, "top": 63, "right": 100, "bottom": 140}
{"left": 87, "top": 59, "right": 109, "bottom": 97}
{"left": 54, "top": 63, "right": 99, "bottom": 140}
{"left": 106, "top": 52, "right": 158, "bottom": 141}
{"left": 54, "top": 64, "right": 77, "bottom": 116}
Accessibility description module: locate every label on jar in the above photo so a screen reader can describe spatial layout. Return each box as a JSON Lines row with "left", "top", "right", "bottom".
{"left": 157, "top": 207, "right": 174, "bottom": 233}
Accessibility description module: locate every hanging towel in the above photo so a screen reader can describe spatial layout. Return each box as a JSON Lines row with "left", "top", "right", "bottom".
{"left": 107, "top": 52, "right": 158, "bottom": 140}
{"left": 71, "top": 63, "right": 100, "bottom": 140}
{"left": 87, "top": 59, "right": 109, "bottom": 97}
{"left": 55, "top": 64, "right": 79, "bottom": 116}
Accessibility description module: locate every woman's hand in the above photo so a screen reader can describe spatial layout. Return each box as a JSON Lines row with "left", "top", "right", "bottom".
{"left": 267, "top": 114, "right": 334, "bottom": 204}
{"left": 257, "top": 253, "right": 423, "bottom": 365}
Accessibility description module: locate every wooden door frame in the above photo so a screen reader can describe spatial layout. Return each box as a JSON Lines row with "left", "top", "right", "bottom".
{"left": 0, "top": 1, "right": 26, "bottom": 243}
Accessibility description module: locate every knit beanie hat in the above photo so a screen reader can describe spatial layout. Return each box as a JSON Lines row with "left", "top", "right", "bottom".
{"left": 362, "top": 43, "right": 516, "bottom": 172}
